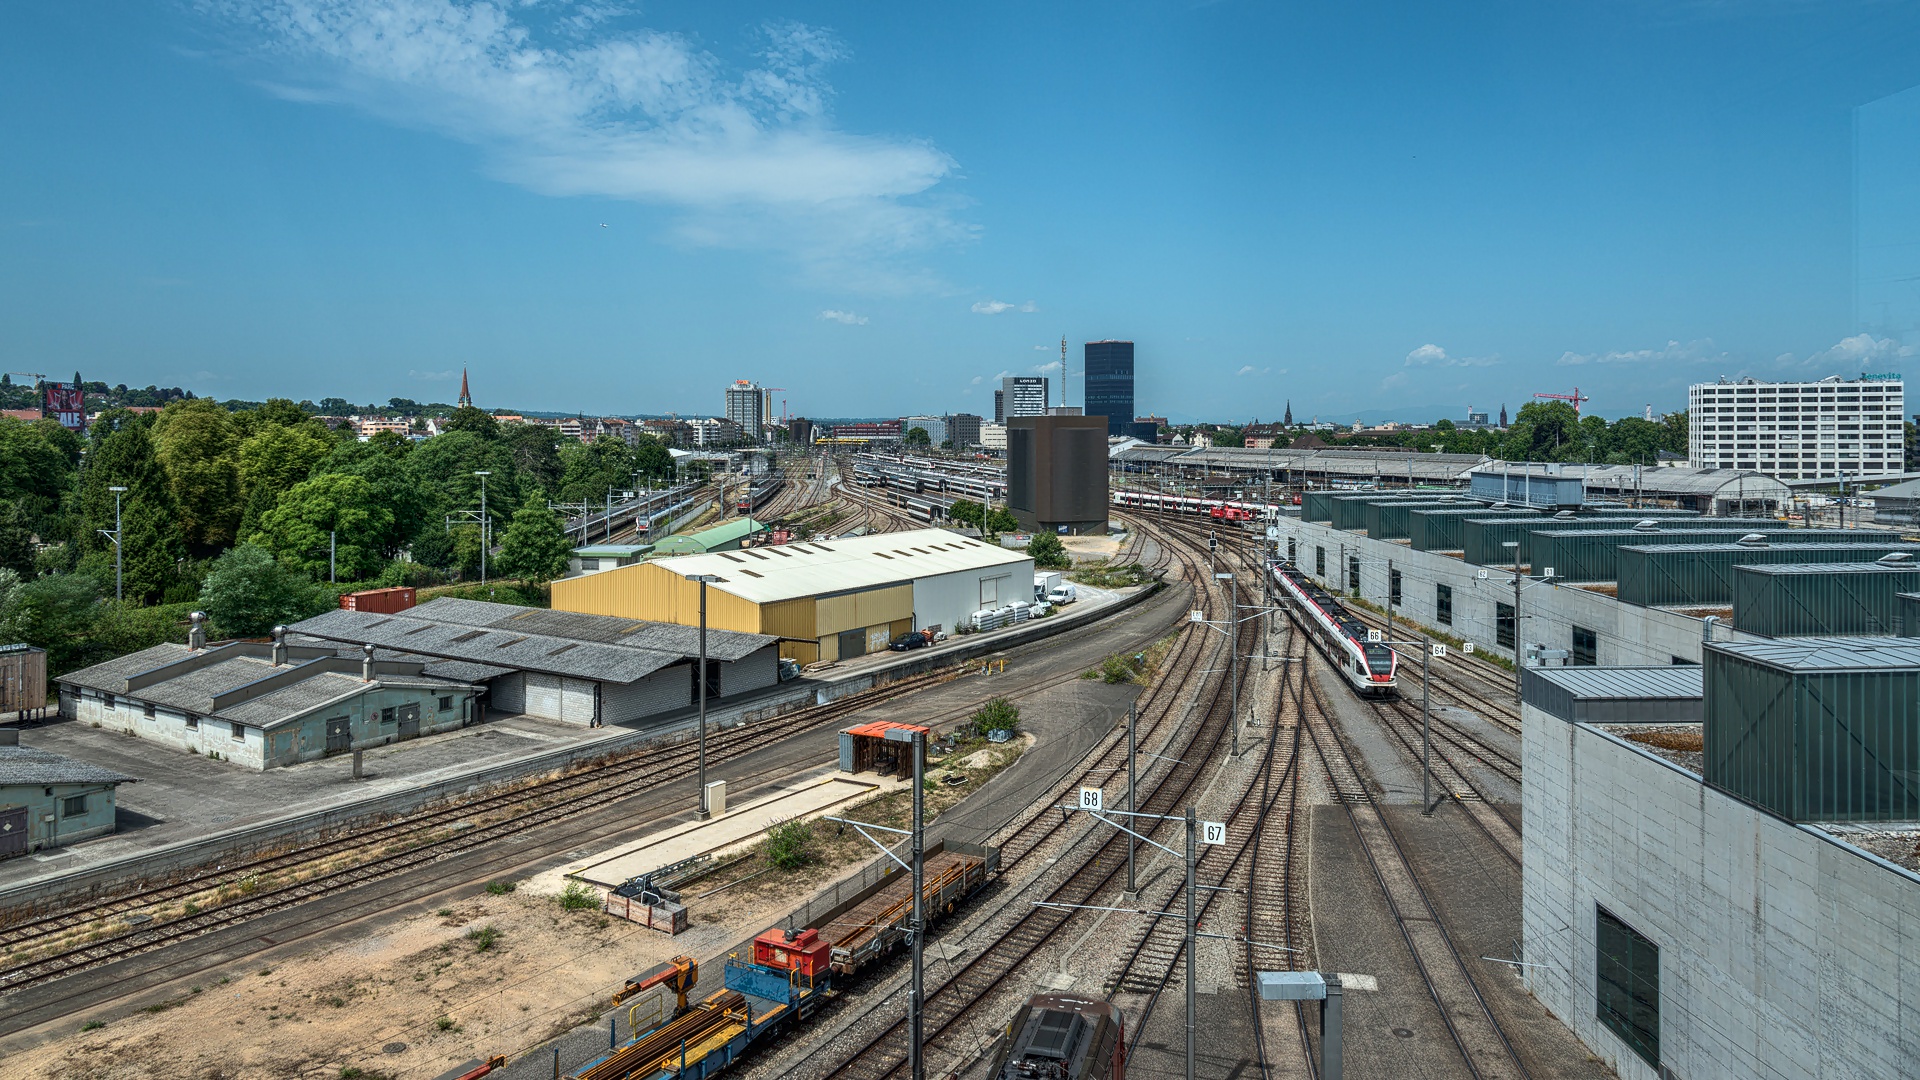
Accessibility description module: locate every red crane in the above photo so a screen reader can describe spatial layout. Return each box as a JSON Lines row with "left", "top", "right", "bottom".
{"left": 1532, "top": 387, "right": 1590, "bottom": 415}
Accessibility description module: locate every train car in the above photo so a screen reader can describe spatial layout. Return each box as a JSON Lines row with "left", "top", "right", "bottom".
{"left": 985, "top": 994, "right": 1127, "bottom": 1080}
{"left": 736, "top": 477, "right": 784, "bottom": 515}
{"left": 1271, "top": 560, "right": 1397, "bottom": 696}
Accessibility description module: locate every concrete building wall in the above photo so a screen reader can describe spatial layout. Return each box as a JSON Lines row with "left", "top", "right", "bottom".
{"left": 718, "top": 645, "right": 779, "bottom": 697}
{"left": 0, "top": 781, "right": 119, "bottom": 850}
{"left": 1523, "top": 710, "right": 1920, "bottom": 1079}
{"left": 1280, "top": 519, "right": 1755, "bottom": 666}
{"left": 600, "top": 665, "right": 690, "bottom": 724}
{"left": 912, "top": 561, "right": 1035, "bottom": 632}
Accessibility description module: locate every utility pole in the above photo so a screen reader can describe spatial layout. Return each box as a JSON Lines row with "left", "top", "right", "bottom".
{"left": 1510, "top": 541, "right": 1523, "bottom": 703}
{"left": 907, "top": 726, "right": 926, "bottom": 1080}
{"left": 1126, "top": 703, "right": 1138, "bottom": 895}
{"left": 103, "top": 486, "right": 127, "bottom": 602}
{"left": 1419, "top": 641, "right": 1433, "bottom": 813}
{"left": 1386, "top": 556, "right": 1395, "bottom": 642}
{"left": 692, "top": 574, "right": 720, "bottom": 818}
{"left": 1185, "top": 806, "right": 1197, "bottom": 1080}
{"left": 1223, "top": 572, "right": 1241, "bottom": 757}
{"left": 474, "top": 471, "right": 492, "bottom": 585}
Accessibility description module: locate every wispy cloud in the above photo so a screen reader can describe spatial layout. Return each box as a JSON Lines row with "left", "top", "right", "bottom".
{"left": 409, "top": 368, "right": 459, "bottom": 381}
{"left": 1800, "top": 332, "right": 1914, "bottom": 367}
{"left": 971, "top": 298, "right": 1037, "bottom": 315}
{"left": 969, "top": 375, "right": 983, "bottom": 385}
{"left": 1554, "top": 338, "right": 1723, "bottom": 366}
{"left": 1236, "top": 364, "right": 1271, "bottom": 377}
{"left": 1404, "top": 343, "right": 1497, "bottom": 368}
{"left": 1033, "top": 360, "right": 1062, "bottom": 374}
{"left": 818, "top": 309, "right": 868, "bottom": 325}
{"left": 201, "top": 2, "right": 966, "bottom": 286}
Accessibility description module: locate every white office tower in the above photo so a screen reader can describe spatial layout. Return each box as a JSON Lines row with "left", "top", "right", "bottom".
{"left": 1687, "top": 375, "right": 1904, "bottom": 481}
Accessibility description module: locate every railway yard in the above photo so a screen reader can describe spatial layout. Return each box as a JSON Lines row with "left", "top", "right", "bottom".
{"left": 0, "top": 454, "right": 1610, "bottom": 1080}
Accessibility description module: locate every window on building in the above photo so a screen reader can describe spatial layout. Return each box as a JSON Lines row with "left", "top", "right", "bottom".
{"left": 61, "top": 794, "right": 86, "bottom": 817}
{"left": 231, "top": 721, "right": 246, "bottom": 741}
{"left": 1596, "top": 906, "right": 1661, "bottom": 1070}
{"left": 143, "top": 702, "right": 155, "bottom": 719}
{"left": 1572, "top": 626, "right": 1597, "bottom": 666}
{"left": 1347, "top": 556, "right": 1360, "bottom": 593}
{"left": 1315, "top": 546, "right": 1325, "bottom": 578}
{"left": 1671, "top": 655, "right": 1697, "bottom": 665}
{"left": 1496, "top": 602, "right": 1516, "bottom": 649}
{"left": 1436, "top": 584, "right": 1453, "bottom": 626}
{"left": 381, "top": 707, "right": 396, "bottom": 726}
{"left": 439, "top": 696, "right": 453, "bottom": 711}
{"left": 1287, "top": 537, "right": 1296, "bottom": 562}
{"left": 1389, "top": 568, "right": 1402, "bottom": 607}
{"left": 103, "top": 693, "right": 116, "bottom": 710}
{"left": 184, "top": 714, "right": 198, "bottom": 730}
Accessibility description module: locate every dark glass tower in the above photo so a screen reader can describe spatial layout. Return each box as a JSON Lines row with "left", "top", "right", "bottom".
{"left": 1083, "top": 340, "right": 1135, "bottom": 437}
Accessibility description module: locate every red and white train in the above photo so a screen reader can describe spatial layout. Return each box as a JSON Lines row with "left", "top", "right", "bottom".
{"left": 1271, "top": 560, "right": 1398, "bottom": 695}
{"left": 1110, "top": 489, "right": 1292, "bottom": 521}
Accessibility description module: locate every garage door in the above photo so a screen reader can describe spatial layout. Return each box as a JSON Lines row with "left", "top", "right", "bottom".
{"left": 838, "top": 628, "right": 866, "bottom": 660}
{"left": 0, "top": 807, "right": 25, "bottom": 858}
{"left": 525, "top": 674, "right": 564, "bottom": 720}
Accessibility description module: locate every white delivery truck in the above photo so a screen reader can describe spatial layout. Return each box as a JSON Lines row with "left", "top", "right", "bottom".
{"left": 1047, "top": 582, "right": 1077, "bottom": 605}
{"left": 1034, "top": 571, "right": 1063, "bottom": 601}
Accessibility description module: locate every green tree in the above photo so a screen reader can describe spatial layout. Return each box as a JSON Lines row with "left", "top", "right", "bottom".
{"left": 1211, "top": 426, "right": 1245, "bottom": 448}
{"left": 495, "top": 504, "right": 575, "bottom": 585}
{"left": 905, "top": 426, "right": 932, "bottom": 447}
{"left": 80, "top": 412, "right": 184, "bottom": 604}
{"left": 947, "top": 499, "right": 985, "bottom": 529}
{"left": 199, "top": 545, "right": 324, "bottom": 638}
{"left": 253, "top": 473, "right": 395, "bottom": 582}
{"left": 8, "top": 573, "right": 103, "bottom": 674}
{"left": 500, "top": 422, "right": 564, "bottom": 493}
{"left": 1026, "top": 530, "right": 1071, "bottom": 570}
{"left": 0, "top": 416, "right": 72, "bottom": 504}
{"left": 984, "top": 506, "right": 1020, "bottom": 537}
{"left": 236, "top": 422, "right": 334, "bottom": 537}
{"left": 444, "top": 405, "right": 500, "bottom": 438}
{"left": 152, "top": 398, "right": 242, "bottom": 553}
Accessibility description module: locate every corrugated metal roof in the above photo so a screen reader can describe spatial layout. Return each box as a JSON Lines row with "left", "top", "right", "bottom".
{"left": 1706, "top": 636, "right": 1920, "bottom": 671}
{"left": 572, "top": 544, "right": 650, "bottom": 556}
{"left": 1736, "top": 562, "right": 1920, "bottom": 577}
{"left": 641, "top": 527, "right": 1034, "bottom": 605}
{"left": 1526, "top": 665, "right": 1704, "bottom": 701}
{"left": 292, "top": 608, "right": 691, "bottom": 683}
{"left": 405, "top": 599, "right": 774, "bottom": 661}
{"left": 0, "top": 746, "right": 136, "bottom": 787}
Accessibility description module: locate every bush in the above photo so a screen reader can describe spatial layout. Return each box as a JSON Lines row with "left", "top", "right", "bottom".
{"left": 765, "top": 818, "right": 815, "bottom": 871}
{"left": 971, "top": 696, "right": 1020, "bottom": 737}
{"left": 1025, "top": 531, "right": 1072, "bottom": 570}
{"left": 1098, "top": 654, "right": 1138, "bottom": 684}
{"left": 484, "top": 880, "right": 516, "bottom": 896}
{"left": 557, "top": 881, "right": 600, "bottom": 912}
{"left": 465, "top": 925, "right": 498, "bottom": 952}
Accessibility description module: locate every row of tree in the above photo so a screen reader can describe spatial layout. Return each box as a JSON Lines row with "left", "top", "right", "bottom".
{"left": 1204, "top": 402, "right": 1692, "bottom": 464}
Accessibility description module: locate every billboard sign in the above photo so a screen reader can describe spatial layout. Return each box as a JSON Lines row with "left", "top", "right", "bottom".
{"left": 44, "top": 382, "right": 84, "bottom": 432}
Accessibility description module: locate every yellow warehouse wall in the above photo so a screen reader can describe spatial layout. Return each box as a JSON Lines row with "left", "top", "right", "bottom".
{"left": 551, "top": 563, "right": 765, "bottom": 635}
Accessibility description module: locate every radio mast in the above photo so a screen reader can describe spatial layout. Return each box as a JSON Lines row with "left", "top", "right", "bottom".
{"left": 1060, "top": 335, "right": 1068, "bottom": 409}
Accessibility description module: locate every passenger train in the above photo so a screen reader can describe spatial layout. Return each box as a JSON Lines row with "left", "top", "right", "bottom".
{"left": 1271, "top": 560, "right": 1398, "bottom": 695}
{"left": 1110, "top": 489, "right": 1291, "bottom": 521}
{"left": 735, "top": 476, "right": 784, "bottom": 515}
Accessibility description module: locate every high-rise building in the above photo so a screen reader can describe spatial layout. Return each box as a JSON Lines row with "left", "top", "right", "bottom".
{"left": 1007, "top": 415, "right": 1109, "bottom": 535}
{"left": 946, "top": 413, "right": 983, "bottom": 447}
{"left": 1688, "top": 375, "right": 1905, "bottom": 481}
{"left": 993, "top": 390, "right": 1005, "bottom": 424}
{"left": 1001, "top": 376, "right": 1049, "bottom": 419}
{"left": 902, "top": 415, "right": 948, "bottom": 445}
{"left": 724, "top": 380, "right": 764, "bottom": 443}
{"left": 1083, "top": 340, "right": 1135, "bottom": 437}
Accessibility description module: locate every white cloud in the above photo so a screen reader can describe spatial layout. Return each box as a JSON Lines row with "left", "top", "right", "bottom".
{"left": 970, "top": 375, "right": 982, "bottom": 385}
{"left": 1404, "top": 343, "right": 1496, "bottom": 368}
{"left": 1033, "top": 360, "right": 1062, "bottom": 374}
{"left": 1804, "top": 333, "right": 1914, "bottom": 367}
{"left": 971, "top": 298, "right": 1037, "bottom": 314}
{"left": 1380, "top": 371, "right": 1410, "bottom": 391}
{"left": 204, "top": 2, "right": 965, "bottom": 282}
{"left": 1235, "top": 365, "right": 1271, "bottom": 377}
{"left": 818, "top": 309, "right": 868, "bottom": 325}
{"left": 1031, "top": 345, "right": 1050, "bottom": 351}
{"left": 992, "top": 369, "right": 1016, "bottom": 380}
{"left": 409, "top": 368, "right": 459, "bottom": 381}
{"left": 1554, "top": 338, "right": 1723, "bottom": 367}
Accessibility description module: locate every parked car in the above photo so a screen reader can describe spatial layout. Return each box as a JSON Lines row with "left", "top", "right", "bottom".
{"left": 889, "top": 630, "right": 934, "bottom": 651}
{"left": 1047, "top": 583, "right": 1078, "bottom": 605}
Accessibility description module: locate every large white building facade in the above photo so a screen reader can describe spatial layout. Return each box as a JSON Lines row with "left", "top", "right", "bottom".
{"left": 1687, "top": 375, "right": 1905, "bottom": 481}
{"left": 724, "top": 379, "right": 765, "bottom": 443}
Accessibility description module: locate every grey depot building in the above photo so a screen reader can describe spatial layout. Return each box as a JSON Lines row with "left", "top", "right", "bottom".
{"left": 0, "top": 730, "right": 134, "bottom": 856}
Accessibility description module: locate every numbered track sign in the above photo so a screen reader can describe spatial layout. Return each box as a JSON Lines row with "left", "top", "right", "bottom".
{"left": 1463, "top": 642, "right": 1476, "bottom": 655}
{"left": 1430, "top": 644, "right": 1447, "bottom": 659}
{"left": 1366, "top": 629, "right": 1382, "bottom": 643}
{"left": 1078, "top": 788, "right": 1104, "bottom": 813}
{"left": 1201, "top": 821, "right": 1227, "bottom": 845}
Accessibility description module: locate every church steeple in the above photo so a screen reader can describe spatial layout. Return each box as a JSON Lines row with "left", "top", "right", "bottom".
{"left": 458, "top": 367, "right": 472, "bottom": 409}
{"left": 1283, "top": 399, "right": 1292, "bottom": 427}
{"left": 1499, "top": 403, "right": 1508, "bottom": 427}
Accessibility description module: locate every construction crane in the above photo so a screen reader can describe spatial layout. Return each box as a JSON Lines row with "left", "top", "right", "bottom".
{"left": 762, "top": 388, "right": 789, "bottom": 426}
{"left": 1532, "top": 387, "right": 1590, "bottom": 415}
{"left": 4, "top": 372, "right": 45, "bottom": 387}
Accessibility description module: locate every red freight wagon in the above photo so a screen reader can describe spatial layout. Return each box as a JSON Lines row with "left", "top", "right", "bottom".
{"left": 339, "top": 587, "right": 417, "bottom": 614}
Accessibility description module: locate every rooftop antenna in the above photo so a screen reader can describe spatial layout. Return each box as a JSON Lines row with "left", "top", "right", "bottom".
{"left": 1061, "top": 335, "right": 1068, "bottom": 410}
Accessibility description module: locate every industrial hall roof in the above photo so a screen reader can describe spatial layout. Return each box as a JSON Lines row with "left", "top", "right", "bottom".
{"left": 290, "top": 598, "right": 776, "bottom": 682}
{"left": 0, "top": 745, "right": 136, "bottom": 787}
{"left": 1111, "top": 444, "right": 1488, "bottom": 481}
{"left": 1706, "top": 636, "right": 1920, "bottom": 673}
{"left": 1521, "top": 665, "right": 1704, "bottom": 725}
{"left": 57, "top": 642, "right": 473, "bottom": 732}
{"left": 1476, "top": 461, "right": 1795, "bottom": 501}
{"left": 643, "top": 528, "right": 1033, "bottom": 606}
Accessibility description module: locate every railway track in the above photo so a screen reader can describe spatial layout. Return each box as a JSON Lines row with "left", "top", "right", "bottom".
{"left": 1299, "top": 672, "right": 1534, "bottom": 1080}
{"left": 789, "top": 516, "right": 1253, "bottom": 1080}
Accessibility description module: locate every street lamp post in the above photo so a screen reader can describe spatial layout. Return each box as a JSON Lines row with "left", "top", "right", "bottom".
{"left": 474, "top": 471, "right": 492, "bottom": 585}
{"left": 103, "top": 486, "right": 127, "bottom": 602}
{"left": 691, "top": 574, "right": 721, "bottom": 819}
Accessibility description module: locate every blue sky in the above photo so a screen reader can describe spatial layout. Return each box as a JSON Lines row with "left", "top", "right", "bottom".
{"left": 4, "top": 2, "right": 1920, "bottom": 423}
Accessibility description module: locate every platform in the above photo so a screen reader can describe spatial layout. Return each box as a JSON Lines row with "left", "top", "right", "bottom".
{"left": 558, "top": 771, "right": 905, "bottom": 890}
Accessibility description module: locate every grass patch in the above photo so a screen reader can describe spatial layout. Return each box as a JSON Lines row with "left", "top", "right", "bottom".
{"left": 435, "top": 908, "right": 453, "bottom": 918}
{"left": 557, "top": 881, "right": 600, "bottom": 912}
{"left": 764, "top": 818, "right": 816, "bottom": 872}
{"left": 1069, "top": 560, "right": 1155, "bottom": 588}
{"left": 1624, "top": 728, "right": 1703, "bottom": 753}
{"left": 484, "top": 880, "right": 517, "bottom": 896}
{"left": 80, "top": 1020, "right": 104, "bottom": 1032}
{"left": 466, "top": 925, "right": 499, "bottom": 952}
{"left": 435, "top": 1016, "right": 461, "bottom": 1032}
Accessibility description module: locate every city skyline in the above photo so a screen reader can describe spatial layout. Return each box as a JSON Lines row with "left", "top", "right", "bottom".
{"left": 5, "top": 4, "right": 1920, "bottom": 421}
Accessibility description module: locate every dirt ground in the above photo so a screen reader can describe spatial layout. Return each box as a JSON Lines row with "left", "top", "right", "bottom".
{"left": 3, "top": 731, "right": 1038, "bottom": 1080}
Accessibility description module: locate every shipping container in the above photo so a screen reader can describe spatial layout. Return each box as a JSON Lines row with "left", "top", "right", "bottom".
{"left": 1364, "top": 498, "right": 1474, "bottom": 540}
{"left": 1732, "top": 562, "right": 1920, "bottom": 638}
{"left": 1529, "top": 526, "right": 1883, "bottom": 584}
{"left": 1408, "top": 507, "right": 1541, "bottom": 552}
{"left": 339, "top": 586, "right": 418, "bottom": 614}
{"left": 1617, "top": 542, "right": 1920, "bottom": 607}
{"left": 1459, "top": 509, "right": 1702, "bottom": 568}
{"left": 1704, "top": 637, "right": 1920, "bottom": 822}
{"left": 1329, "top": 491, "right": 1433, "bottom": 531}
{"left": 0, "top": 644, "right": 47, "bottom": 711}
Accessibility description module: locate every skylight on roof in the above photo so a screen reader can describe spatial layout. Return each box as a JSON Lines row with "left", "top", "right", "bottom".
{"left": 740, "top": 569, "right": 763, "bottom": 578}
{"left": 744, "top": 550, "right": 769, "bottom": 560}
{"left": 449, "top": 630, "right": 489, "bottom": 643}
{"left": 717, "top": 553, "right": 745, "bottom": 563}
{"left": 874, "top": 552, "right": 893, "bottom": 559}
